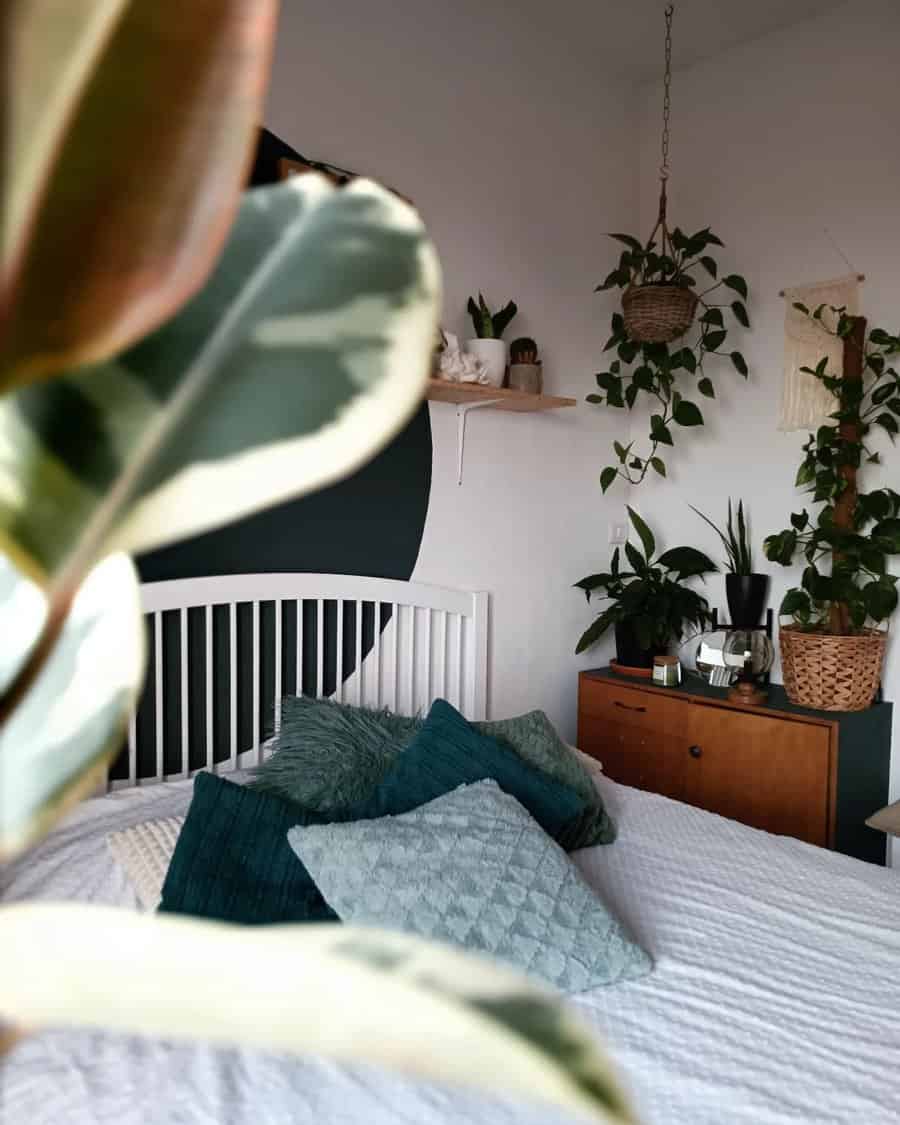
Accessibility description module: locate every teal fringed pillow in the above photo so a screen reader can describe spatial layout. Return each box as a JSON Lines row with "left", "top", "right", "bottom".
{"left": 353, "top": 699, "right": 590, "bottom": 849}
{"left": 159, "top": 772, "right": 336, "bottom": 925}
{"left": 289, "top": 780, "right": 651, "bottom": 993}
{"left": 248, "top": 695, "right": 421, "bottom": 814}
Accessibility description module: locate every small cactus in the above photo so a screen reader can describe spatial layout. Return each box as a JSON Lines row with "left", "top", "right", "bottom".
{"left": 466, "top": 293, "right": 518, "bottom": 339}
{"left": 510, "top": 337, "right": 539, "bottom": 364}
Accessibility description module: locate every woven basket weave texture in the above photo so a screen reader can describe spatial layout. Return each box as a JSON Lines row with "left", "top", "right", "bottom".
{"left": 779, "top": 625, "right": 886, "bottom": 712}
{"left": 622, "top": 284, "right": 697, "bottom": 344}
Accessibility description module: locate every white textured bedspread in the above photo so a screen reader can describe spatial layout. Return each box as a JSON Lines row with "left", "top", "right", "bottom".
{"left": 2, "top": 774, "right": 899, "bottom": 1125}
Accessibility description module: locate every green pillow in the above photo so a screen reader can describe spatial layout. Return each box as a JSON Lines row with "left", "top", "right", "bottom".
{"left": 159, "top": 772, "right": 336, "bottom": 925}
{"left": 353, "top": 699, "right": 589, "bottom": 849}
{"left": 248, "top": 695, "right": 420, "bottom": 813}
{"left": 475, "top": 712, "right": 615, "bottom": 847}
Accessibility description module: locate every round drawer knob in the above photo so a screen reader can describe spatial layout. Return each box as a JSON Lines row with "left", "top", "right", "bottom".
{"left": 688, "top": 745, "right": 702, "bottom": 759}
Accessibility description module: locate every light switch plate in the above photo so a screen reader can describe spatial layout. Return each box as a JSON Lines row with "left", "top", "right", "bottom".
{"left": 609, "top": 521, "right": 628, "bottom": 546}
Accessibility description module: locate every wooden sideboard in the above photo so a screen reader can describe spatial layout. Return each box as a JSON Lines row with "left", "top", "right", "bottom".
{"left": 578, "top": 668, "right": 892, "bottom": 864}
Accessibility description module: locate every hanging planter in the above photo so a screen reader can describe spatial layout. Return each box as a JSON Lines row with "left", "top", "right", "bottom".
{"left": 588, "top": 3, "right": 751, "bottom": 489}
{"left": 622, "top": 282, "right": 697, "bottom": 345}
{"left": 622, "top": 25, "right": 698, "bottom": 350}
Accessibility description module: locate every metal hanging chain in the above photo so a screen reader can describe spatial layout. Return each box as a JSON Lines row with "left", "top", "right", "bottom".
{"left": 660, "top": 4, "right": 673, "bottom": 181}
{"left": 655, "top": 3, "right": 675, "bottom": 237}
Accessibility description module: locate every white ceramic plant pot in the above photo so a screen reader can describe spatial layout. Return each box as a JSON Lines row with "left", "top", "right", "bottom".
{"left": 508, "top": 363, "right": 542, "bottom": 394}
{"left": 466, "top": 338, "right": 507, "bottom": 387}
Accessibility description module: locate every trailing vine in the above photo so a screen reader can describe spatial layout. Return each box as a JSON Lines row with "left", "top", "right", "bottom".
{"left": 764, "top": 305, "right": 900, "bottom": 634}
{"left": 589, "top": 227, "right": 750, "bottom": 491}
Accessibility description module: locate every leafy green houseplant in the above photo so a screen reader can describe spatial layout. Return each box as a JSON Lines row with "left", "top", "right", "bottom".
{"left": 0, "top": 4, "right": 635, "bottom": 1120}
{"left": 764, "top": 306, "right": 900, "bottom": 710}
{"left": 466, "top": 293, "right": 518, "bottom": 339}
{"left": 691, "top": 499, "right": 770, "bottom": 628}
{"left": 575, "top": 508, "right": 716, "bottom": 666}
{"left": 465, "top": 294, "right": 519, "bottom": 388}
{"left": 589, "top": 228, "right": 750, "bottom": 490}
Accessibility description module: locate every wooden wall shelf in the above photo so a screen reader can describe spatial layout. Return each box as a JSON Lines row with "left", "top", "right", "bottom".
{"left": 427, "top": 378, "right": 576, "bottom": 412}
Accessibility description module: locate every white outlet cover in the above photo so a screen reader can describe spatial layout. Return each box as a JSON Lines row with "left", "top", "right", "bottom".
{"left": 609, "top": 522, "right": 628, "bottom": 545}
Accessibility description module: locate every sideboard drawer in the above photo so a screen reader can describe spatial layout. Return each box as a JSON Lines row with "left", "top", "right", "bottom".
{"left": 580, "top": 712, "right": 689, "bottom": 801}
{"left": 579, "top": 677, "right": 687, "bottom": 734}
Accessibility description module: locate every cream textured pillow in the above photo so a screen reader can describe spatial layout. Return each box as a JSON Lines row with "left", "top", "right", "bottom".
{"left": 107, "top": 816, "right": 184, "bottom": 910}
{"left": 571, "top": 745, "right": 603, "bottom": 776}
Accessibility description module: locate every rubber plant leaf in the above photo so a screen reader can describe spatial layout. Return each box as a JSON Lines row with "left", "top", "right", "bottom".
{"left": 0, "top": 553, "right": 143, "bottom": 859}
{"left": 0, "top": 173, "right": 441, "bottom": 590}
{"left": 0, "top": 906, "right": 638, "bottom": 1125}
{"left": 1, "top": 0, "right": 278, "bottom": 390}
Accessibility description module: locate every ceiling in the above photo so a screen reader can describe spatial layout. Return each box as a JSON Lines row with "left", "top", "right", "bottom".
{"left": 512, "top": 0, "right": 846, "bottom": 81}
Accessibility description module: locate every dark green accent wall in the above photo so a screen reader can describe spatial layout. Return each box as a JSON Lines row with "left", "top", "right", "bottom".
{"left": 136, "top": 401, "right": 432, "bottom": 584}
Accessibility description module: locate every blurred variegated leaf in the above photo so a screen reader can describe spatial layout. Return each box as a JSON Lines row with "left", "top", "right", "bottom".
{"left": 2, "top": 0, "right": 278, "bottom": 389}
{"left": 0, "top": 905, "right": 636, "bottom": 1124}
{"left": 0, "top": 554, "right": 143, "bottom": 858}
{"left": 0, "top": 174, "right": 441, "bottom": 588}
{"left": 0, "top": 553, "right": 46, "bottom": 696}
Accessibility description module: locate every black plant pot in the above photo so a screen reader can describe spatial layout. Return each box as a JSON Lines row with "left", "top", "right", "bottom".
{"left": 726, "top": 573, "right": 770, "bottom": 629}
{"left": 614, "top": 620, "right": 659, "bottom": 669}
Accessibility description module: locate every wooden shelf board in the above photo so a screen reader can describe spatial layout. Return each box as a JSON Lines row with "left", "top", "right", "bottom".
{"left": 427, "top": 378, "right": 576, "bottom": 412}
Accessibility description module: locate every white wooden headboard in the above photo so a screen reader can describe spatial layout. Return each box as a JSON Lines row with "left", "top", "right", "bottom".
{"left": 110, "top": 574, "right": 488, "bottom": 791}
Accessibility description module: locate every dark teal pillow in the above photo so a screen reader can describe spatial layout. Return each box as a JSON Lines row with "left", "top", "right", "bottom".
{"left": 159, "top": 772, "right": 336, "bottom": 925}
{"left": 354, "top": 699, "right": 589, "bottom": 849}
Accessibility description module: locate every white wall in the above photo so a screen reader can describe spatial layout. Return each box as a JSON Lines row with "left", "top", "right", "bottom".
{"left": 265, "top": 1, "right": 638, "bottom": 734}
{"left": 633, "top": 0, "right": 900, "bottom": 808}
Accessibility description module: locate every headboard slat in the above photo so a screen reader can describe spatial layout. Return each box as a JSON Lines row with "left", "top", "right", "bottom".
{"left": 109, "top": 574, "right": 488, "bottom": 790}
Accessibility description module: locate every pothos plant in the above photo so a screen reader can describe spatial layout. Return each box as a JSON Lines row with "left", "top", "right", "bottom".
{"left": 764, "top": 306, "right": 900, "bottom": 634}
{"left": 589, "top": 228, "right": 750, "bottom": 490}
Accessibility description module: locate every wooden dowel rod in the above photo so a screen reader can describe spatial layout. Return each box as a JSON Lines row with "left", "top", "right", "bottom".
{"left": 778, "top": 273, "right": 865, "bottom": 298}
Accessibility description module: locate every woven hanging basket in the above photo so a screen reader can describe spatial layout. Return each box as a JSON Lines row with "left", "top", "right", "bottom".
{"left": 779, "top": 624, "right": 887, "bottom": 712}
{"left": 622, "top": 284, "right": 698, "bottom": 344}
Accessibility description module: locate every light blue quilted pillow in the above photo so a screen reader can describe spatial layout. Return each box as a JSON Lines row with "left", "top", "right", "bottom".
{"left": 287, "top": 780, "right": 651, "bottom": 993}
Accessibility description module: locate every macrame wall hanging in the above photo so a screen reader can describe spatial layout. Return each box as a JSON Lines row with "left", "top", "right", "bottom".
{"left": 778, "top": 272, "right": 864, "bottom": 431}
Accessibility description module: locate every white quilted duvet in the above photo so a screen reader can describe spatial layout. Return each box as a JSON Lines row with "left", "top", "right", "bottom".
{"left": 2, "top": 772, "right": 899, "bottom": 1125}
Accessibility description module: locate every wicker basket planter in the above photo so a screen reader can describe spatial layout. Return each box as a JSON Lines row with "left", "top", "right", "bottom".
{"left": 779, "top": 624, "right": 887, "bottom": 711}
{"left": 622, "top": 284, "right": 698, "bottom": 344}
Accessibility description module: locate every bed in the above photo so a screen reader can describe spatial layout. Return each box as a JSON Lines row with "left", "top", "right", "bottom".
{"left": 2, "top": 574, "right": 899, "bottom": 1125}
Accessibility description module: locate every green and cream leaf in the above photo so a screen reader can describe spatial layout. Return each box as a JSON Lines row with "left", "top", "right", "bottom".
{"left": 0, "top": 905, "right": 636, "bottom": 1125}
{"left": 0, "top": 174, "right": 441, "bottom": 587}
{"left": 0, "top": 554, "right": 143, "bottom": 859}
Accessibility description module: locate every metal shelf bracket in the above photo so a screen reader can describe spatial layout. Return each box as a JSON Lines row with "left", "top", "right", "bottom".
{"left": 455, "top": 399, "right": 501, "bottom": 485}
